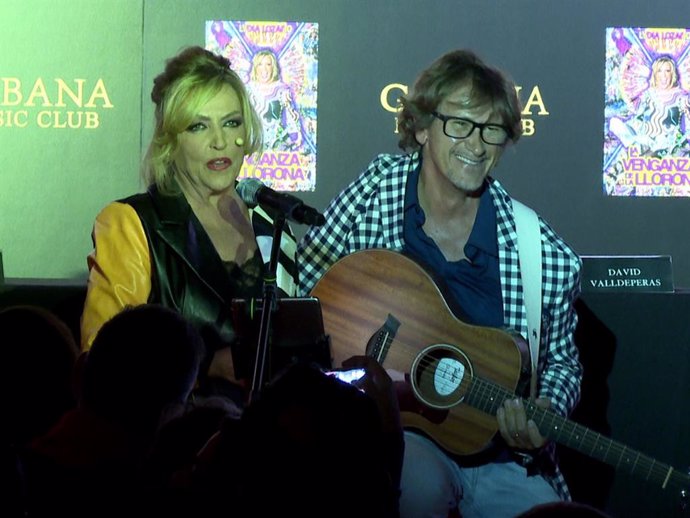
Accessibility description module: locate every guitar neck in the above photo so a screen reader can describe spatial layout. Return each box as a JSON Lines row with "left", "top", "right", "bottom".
{"left": 467, "top": 376, "right": 690, "bottom": 491}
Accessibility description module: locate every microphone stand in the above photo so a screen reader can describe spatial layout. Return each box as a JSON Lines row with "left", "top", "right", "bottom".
{"left": 248, "top": 212, "right": 285, "bottom": 404}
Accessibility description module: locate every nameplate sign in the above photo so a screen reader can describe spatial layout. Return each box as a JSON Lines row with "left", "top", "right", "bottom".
{"left": 581, "top": 255, "right": 674, "bottom": 293}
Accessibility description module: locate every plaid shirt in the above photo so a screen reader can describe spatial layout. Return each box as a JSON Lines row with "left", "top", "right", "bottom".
{"left": 297, "top": 152, "right": 582, "bottom": 500}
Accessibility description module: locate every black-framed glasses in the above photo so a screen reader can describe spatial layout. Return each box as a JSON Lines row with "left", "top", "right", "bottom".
{"left": 431, "top": 111, "right": 510, "bottom": 146}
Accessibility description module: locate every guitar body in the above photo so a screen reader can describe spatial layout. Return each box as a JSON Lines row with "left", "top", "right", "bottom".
{"left": 310, "top": 248, "right": 528, "bottom": 456}
{"left": 311, "top": 249, "right": 690, "bottom": 495}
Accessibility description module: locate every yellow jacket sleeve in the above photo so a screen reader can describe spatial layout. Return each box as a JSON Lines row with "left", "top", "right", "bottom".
{"left": 80, "top": 202, "right": 152, "bottom": 350}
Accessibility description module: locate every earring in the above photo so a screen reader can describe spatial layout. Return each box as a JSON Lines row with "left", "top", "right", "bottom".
{"left": 235, "top": 137, "right": 245, "bottom": 147}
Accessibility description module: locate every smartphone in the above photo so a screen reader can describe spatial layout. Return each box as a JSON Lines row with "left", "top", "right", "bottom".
{"left": 325, "top": 368, "right": 366, "bottom": 385}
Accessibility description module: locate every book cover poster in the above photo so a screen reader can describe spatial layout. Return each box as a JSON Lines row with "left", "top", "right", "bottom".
{"left": 604, "top": 27, "right": 690, "bottom": 196}
{"left": 206, "top": 20, "right": 318, "bottom": 192}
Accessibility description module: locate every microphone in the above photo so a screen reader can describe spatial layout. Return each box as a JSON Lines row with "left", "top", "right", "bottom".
{"left": 237, "top": 178, "right": 326, "bottom": 226}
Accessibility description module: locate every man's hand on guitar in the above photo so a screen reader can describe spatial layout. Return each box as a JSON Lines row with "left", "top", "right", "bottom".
{"left": 497, "top": 397, "right": 550, "bottom": 450}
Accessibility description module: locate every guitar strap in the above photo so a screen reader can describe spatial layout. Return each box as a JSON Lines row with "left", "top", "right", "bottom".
{"left": 512, "top": 199, "right": 542, "bottom": 401}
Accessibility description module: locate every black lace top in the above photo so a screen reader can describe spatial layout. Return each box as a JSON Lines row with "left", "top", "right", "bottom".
{"left": 223, "top": 248, "right": 266, "bottom": 300}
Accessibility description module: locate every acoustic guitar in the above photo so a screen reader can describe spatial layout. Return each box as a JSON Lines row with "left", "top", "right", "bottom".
{"left": 310, "top": 248, "right": 690, "bottom": 493}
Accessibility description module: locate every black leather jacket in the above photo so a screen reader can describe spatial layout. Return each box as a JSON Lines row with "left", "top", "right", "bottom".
{"left": 122, "top": 185, "right": 299, "bottom": 385}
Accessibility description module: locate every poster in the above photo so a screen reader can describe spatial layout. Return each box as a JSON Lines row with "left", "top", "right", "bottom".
{"left": 206, "top": 20, "right": 319, "bottom": 192}
{"left": 603, "top": 27, "right": 690, "bottom": 196}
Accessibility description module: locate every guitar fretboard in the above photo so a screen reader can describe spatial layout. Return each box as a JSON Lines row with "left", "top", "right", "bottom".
{"left": 465, "top": 375, "right": 690, "bottom": 491}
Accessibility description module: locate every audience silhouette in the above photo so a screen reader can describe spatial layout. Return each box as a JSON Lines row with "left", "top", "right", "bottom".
{"left": 0, "top": 305, "right": 79, "bottom": 518}
{"left": 10, "top": 303, "right": 404, "bottom": 517}
{"left": 189, "top": 359, "right": 403, "bottom": 517}
{"left": 24, "top": 304, "right": 205, "bottom": 518}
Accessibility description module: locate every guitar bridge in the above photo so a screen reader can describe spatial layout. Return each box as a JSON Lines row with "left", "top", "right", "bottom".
{"left": 366, "top": 313, "right": 400, "bottom": 362}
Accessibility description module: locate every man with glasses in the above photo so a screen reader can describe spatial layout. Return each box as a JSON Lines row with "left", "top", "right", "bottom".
{"left": 297, "top": 49, "right": 582, "bottom": 517}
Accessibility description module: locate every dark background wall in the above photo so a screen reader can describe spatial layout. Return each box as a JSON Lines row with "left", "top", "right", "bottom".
{"left": 143, "top": 0, "right": 690, "bottom": 288}
{"left": 2, "top": 0, "right": 690, "bottom": 287}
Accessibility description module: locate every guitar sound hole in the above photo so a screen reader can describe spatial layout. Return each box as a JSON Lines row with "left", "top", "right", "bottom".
{"left": 410, "top": 344, "right": 471, "bottom": 410}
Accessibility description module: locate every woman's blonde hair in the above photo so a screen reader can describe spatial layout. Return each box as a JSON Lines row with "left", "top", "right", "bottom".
{"left": 143, "top": 46, "right": 263, "bottom": 194}
{"left": 250, "top": 49, "right": 281, "bottom": 83}
{"left": 650, "top": 56, "right": 679, "bottom": 89}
